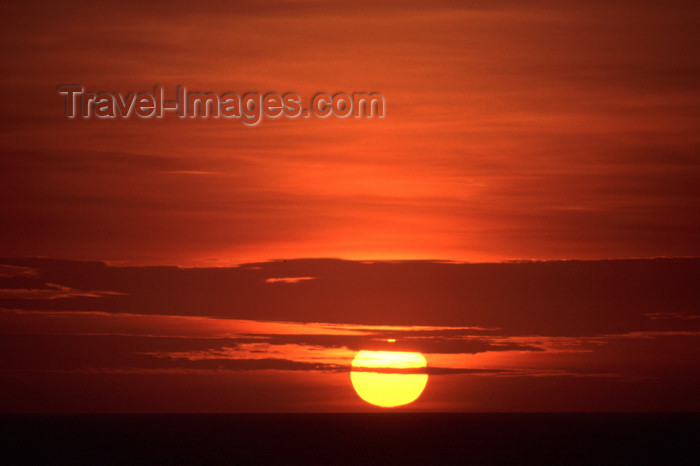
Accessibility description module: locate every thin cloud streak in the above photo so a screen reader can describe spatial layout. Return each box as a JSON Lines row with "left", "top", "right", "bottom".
{"left": 0, "top": 284, "right": 125, "bottom": 300}
{"left": 2, "top": 307, "right": 698, "bottom": 381}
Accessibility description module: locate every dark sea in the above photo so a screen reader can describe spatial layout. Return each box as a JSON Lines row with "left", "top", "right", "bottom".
{"left": 1, "top": 413, "right": 698, "bottom": 465}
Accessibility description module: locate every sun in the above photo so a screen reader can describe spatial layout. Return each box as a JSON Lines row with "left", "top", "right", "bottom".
{"left": 350, "top": 350, "right": 428, "bottom": 408}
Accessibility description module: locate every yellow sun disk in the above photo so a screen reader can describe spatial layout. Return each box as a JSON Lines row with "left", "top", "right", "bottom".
{"left": 350, "top": 351, "right": 428, "bottom": 408}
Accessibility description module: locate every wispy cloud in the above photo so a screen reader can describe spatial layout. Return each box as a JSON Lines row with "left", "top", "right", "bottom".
{"left": 643, "top": 312, "right": 700, "bottom": 321}
{"left": 4, "top": 308, "right": 698, "bottom": 380}
{"left": 0, "top": 283, "right": 125, "bottom": 300}
{"left": 265, "top": 277, "right": 316, "bottom": 284}
{"left": 0, "top": 265, "right": 37, "bottom": 278}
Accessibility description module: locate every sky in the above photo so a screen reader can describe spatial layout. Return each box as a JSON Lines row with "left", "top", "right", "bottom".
{"left": 1, "top": 1, "right": 699, "bottom": 412}
{"left": 2, "top": 0, "right": 699, "bottom": 265}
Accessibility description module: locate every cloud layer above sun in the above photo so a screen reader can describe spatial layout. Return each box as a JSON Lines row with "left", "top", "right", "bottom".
{"left": 1, "top": 258, "right": 697, "bottom": 411}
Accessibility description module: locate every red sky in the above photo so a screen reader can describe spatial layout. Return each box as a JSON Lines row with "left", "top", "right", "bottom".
{"left": 2, "top": 0, "right": 699, "bottom": 265}
{"left": 1, "top": 1, "right": 699, "bottom": 412}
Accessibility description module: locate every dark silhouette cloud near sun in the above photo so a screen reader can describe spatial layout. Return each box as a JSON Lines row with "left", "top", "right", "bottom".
{"left": 1, "top": 258, "right": 698, "bottom": 411}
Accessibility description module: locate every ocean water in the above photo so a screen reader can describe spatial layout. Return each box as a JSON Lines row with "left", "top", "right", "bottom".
{"left": 1, "top": 413, "right": 698, "bottom": 465}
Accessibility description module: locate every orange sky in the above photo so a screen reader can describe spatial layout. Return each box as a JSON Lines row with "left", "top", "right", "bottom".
{"left": 1, "top": 1, "right": 699, "bottom": 413}
{"left": 1, "top": 1, "right": 699, "bottom": 265}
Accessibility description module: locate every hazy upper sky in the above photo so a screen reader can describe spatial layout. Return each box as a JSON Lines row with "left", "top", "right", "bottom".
{"left": 2, "top": 0, "right": 699, "bottom": 265}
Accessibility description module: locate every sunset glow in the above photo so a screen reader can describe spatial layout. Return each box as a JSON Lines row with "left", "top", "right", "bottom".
{"left": 2, "top": 2, "right": 699, "bottom": 464}
{"left": 0, "top": 0, "right": 698, "bottom": 418}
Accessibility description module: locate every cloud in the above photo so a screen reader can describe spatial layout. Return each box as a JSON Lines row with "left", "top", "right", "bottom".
{"left": 643, "top": 312, "right": 700, "bottom": 321}
{"left": 265, "top": 277, "right": 316, "bottom": 284}
{"left": 164, "top": 171, "right": 218, "bottom": 176}
{"left": 2, "top": 258, "right": 697, "bottom": 337}
{"left": 0, "top": 283, "right": 125, "bottom": 300}
{"left": 0, "top": 308, "right": 367, "bottom": 338}
{"left": 0, "top": 265, "right": 37, "bottom": 278}
{"left": 5, "top": 307, "right": 696, "bottom": 375}
{"left": 0, "top": 258, "right": 697, "bottom": 408}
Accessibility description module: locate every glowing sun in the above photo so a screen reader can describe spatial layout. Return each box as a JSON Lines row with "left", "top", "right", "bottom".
{"left": 350, "top": 350, "right": 428, "bottom": 408}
